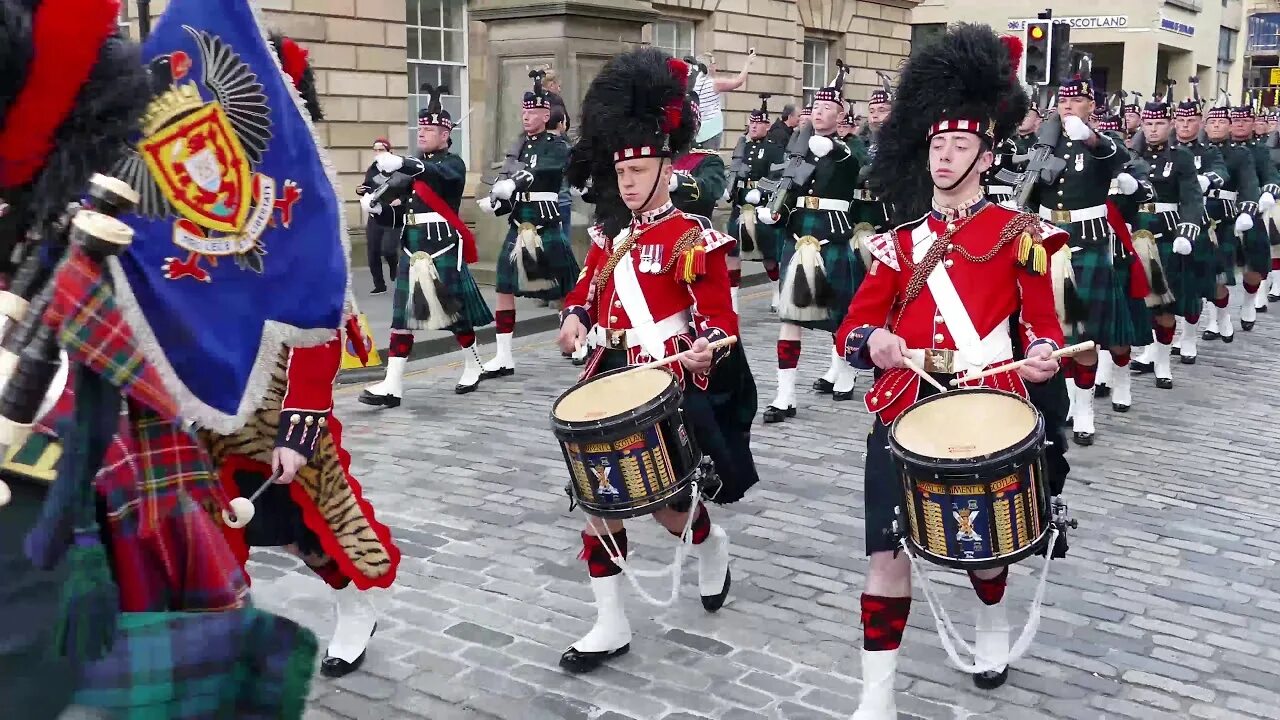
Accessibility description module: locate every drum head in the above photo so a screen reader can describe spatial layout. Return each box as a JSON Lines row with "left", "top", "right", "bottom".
{"left": 553, "top": 367, "right": 672, "bottom": 423}
{"left": 893, "top": 390, "right": 1037, "bottom": 461}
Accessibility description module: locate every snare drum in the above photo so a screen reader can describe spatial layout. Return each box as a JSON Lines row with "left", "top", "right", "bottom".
{"left": 889, "top": 388, "right": 1051, "bottom": 570}
{"left": 550, "top": 366, "right": 701, "bottom": 518}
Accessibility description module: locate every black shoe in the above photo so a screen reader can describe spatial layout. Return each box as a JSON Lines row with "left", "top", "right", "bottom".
{"left": 1242, "top": 320, "right": 1256, "bottom": 331}
{"left": 1130, "top": 361, "right": 1154, "bottom": 374}
{"left": 1073, "top": 431, "right": 1094, "bottom": 447}
{"left": 1112, "top": 402, "right": 1130, "bottom": 413}
{"left": 1269, "top": 294, "right": 1280, "bottom": 303}
{"left": 1171, "top": 345, "right": 1181, "bottom": 356}
{"left": 370, "top": 287, "right": 387, "bottom": 296}
{"left": 1156, "top": 377, "right": 1174, "bottom": 389}
{"left": 320, "top": 622, "right": 377, "bottom": 678}
{"left": 1221, "top": 333, "right": 1235, "bottom": 344}
{"left": 973, "top": 667, "right": 1009, "bottom": 690}
{"left": 1259, "top": 304, "right": 1269, "bottom": 313}
{"left": 559, "top": 643, "right": 630, "bottom": 674}
{"left": 1180, "top": 355, "right": 1197, "bottom": 365}
{"left": 702, "top": 567, "right": 731, "bottom": 613}
{"left": 833, "top": 390, "right": 855, "bottom": 401}
{"left": 455, "top": 381, "right": 478, "bottom": 395}
{"left": 813, "top": 378, "right": 835, "bottom": 394}
{"left": 480, "top": 366, "right": 515, "bottom": 380}
{"left": 1094, "top": 383, "right": 1111, "bottom": 399}
{"left": 358, "top": 390, "right": 401, "bottom": 408}
{"left": 762, "top": 405, "right": 796, "bottom": 423}
{"left": 1203, "top": 330, "right": 1220, "bottom": 340}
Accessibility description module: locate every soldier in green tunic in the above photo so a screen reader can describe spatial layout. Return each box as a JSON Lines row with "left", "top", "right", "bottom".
{"left": 670, "top": 75, "right": 731, "bottom": 302}
{"left": 476, "top": 70, "right": 578, "bottom": 380}
{"left": 1030, "top": 74, "right": 1137, "bottom": 445}
{"left": 987, "top": 103, "right": 1041, "bottom": 207}
{"left": 1121, "top": 92, "right": 1142, "bottom": 149}
{"left": 1127, "top": 88, "right": 1205, "bottom": 392}
{"left": 1198, "top": 94, "right": 1263, "bottom": 346}
{"left": 1167, "top": 91, "right": 1229, "bottom": 363}
{"left": 1204, "top": 93, "right": 1279, "bottom": 340}
{"left": 727, "top": 95, "right": 787, "bottom": 308}
{"left": 756, "top": 61, "right": 863, "bottom": 422}
{"left": 1250, "top": 105, "right": 1280, "bottom": 314}
{"left": 850, "top": 79, "right": 892, "bottom": 236}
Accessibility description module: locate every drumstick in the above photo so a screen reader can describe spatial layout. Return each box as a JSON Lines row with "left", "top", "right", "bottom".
{"left": 947, "top": 341, "right": 1096, "bottom": 387}
{"left": 620, "top": 335, "right": 739, "bottom": 375}
{"left": 901, "top": 356, "right": 949, "bottom": 394}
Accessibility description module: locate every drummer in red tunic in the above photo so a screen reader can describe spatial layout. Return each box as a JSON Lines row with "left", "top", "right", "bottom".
{"left": 554, "top": 48, "right": 760, "bottom": 674}
{"left": 833, "top": 25, "right": 1066, "bottom": 719}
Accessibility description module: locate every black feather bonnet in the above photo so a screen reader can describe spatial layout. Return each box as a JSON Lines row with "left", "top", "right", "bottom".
{"left": 868, "top": 23, "right": 1029, "bottom": 225}
{"left": 566, "top": 48, "right": 697, "bottom": 237}
{"left": 0, "top": 0, "right": 149, "bottom": 264}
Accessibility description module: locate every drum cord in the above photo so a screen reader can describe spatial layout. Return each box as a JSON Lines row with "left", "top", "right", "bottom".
{"left": 585, "top": 479, "right": 701, "bottom": 608}
{"left": 900, "top": 526, "right": 1059, "bottom": 674}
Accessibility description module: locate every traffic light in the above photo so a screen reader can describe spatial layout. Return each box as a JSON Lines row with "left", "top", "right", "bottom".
{"left": 1024, "top": 21, "right": 1051, "bottom": 85}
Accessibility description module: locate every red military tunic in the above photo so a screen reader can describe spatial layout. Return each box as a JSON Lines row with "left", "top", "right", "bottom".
{"left": 835, "top": 200, "right": 1067, "bottom": 423}
{"left": 563, "top": 203, "right": 737, "bottom": 388}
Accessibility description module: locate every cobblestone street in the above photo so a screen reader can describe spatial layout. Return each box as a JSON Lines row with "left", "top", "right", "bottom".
{"left": 252, "top": 285, "right": 1280, "bottom": 720}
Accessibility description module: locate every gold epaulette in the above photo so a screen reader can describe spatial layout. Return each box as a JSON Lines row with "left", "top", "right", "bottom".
{"left": 1011, "top": 212, "right": 1048, "bottom": 276}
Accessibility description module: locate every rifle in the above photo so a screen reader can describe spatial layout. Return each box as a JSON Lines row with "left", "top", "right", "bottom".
{"left": 728, "top": 134, "right": 751, "bottom": 192}
{"left": 756, "top": 121, "right": 817, "bottom": 218}
{"left": 1003, "top": 111, "right": 1067, "bottom": 212}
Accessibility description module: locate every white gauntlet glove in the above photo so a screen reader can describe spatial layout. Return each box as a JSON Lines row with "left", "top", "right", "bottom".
{"left": 476, "top": 196, "right": 497, "bottom": 215}
{"left": 756, "top": 206, "right": 779, "bottom": 225}
{"left": 1261, "top": 192, "right": 1277, "bottom": 213}
{"left": 375, "top": 152, "right": 404, "bottom": 174}
{"left": 744, "top": 188, "right": 762, "bottom": 206}
{"left": 1236, "top": 213, "right": 1255, "bottom": 234}
{"left": 491, "top": 178, "right": 517, "bottom": 201}
{"left": 1197, "top": 175, "right": 1211, "bottom": 194}
{"left": 808, "top": 135, "right": 835, "bottom": 158}
{"left": 360, "top": 193, "right": 381, "bottom": 215}
{"left": 1061, "top": 114, "right": 1093, "bottom": 142}
{"left": 1115, "top": 172, "right": 1139, "bottom": 196}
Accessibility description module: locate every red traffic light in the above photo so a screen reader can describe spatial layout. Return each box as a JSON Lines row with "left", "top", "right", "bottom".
{"left": 1030, "top": 25, "right": 1045, "bottom": 40}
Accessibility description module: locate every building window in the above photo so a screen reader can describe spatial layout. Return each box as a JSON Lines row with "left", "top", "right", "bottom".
{"left": 407, "top": 0, "right": 468, "bottom": 157}
{"left": 802, "top": 38, "right": 830, "bottom": 107}
{"left": 652, "top": 20, "right": 695, "bottom": 59}
{"left": 1220, "top": 26, "right": 1238, "bottom": 63}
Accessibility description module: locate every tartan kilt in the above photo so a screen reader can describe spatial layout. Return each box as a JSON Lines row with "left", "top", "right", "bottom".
{"left": 1192, "top": 219, "right": 1221, "bottom": 301}
{"left": 1063, "top": 240, "right": 1143, "bottom": 348}
{"left": 73, "top": 608, "right": 317, "bottom": 720}
{"left": 495, "top": 222, "right": 579, "bottom": 300}
{"left": 779, "top": 209, "right": 865, "bottom": 332}
{"left": 1209, "top": 217, "right": 1241, "bottom": 287}
{"left": 392, "top": 225, "right": 493, "bottom": 332}
{"left": 1112, "top": 250, "right": 1154, "bottom": 341}
{"left": 1240, "top": 225, "right": 1272, "bottom": 277}
{"left": 727, "top": 204, "right": 781, "bottom": 263}
{"left": 1141, "top": 211, "right": 1204, "bottom": 318}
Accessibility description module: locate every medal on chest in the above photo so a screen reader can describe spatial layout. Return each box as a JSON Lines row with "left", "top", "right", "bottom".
{"left": 1074, "top": 154, "right": 1084, "bottom": 173}
{"left": 637, "top": 244, "right": 663, "bottom": 274}
{"left": 1194, "top": 155, "right": 1202, "bottom": 169}
{"left": 1162, "top": 162, "right": 1172, "bottom": 178}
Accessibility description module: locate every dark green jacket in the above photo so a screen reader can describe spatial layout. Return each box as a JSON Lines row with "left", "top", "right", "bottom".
{"left": 671, "top": 150, "right": 727, "bottom": 219}
{"left": 1206, "top": 139, "right": 1262, "bottom": 222}
{"left": 494, "top": 131, "right": 567, "bottom": 226}
{"left": 1030, "top": 131, "right": 1127, "bottom": 214}
{"left": 1139, "top": 142, "right": 1204, "bottom": 223}
{"left": 730, "top": 137, "right": 785, "bottom": 206}
{"left": 1173, "top": 139, "right": 1229, "bottom": 223}
{"left": 776, "top": 132, "right": 861, "bottom": 238}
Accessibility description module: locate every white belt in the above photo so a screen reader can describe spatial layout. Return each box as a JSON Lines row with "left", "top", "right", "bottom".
{"left": 406, "top": 211, "right": 446, "bottom": 225}
{"left": 851, "top": 189, "right": 879, "bottom": 202}
{"left": 588, "top": 312, "right": 692, "bottom": 350}
{"left": 904, "top": 331, "right": 1014, "bottom": 376}
{"left": 795, "top": 197, "right": 851, "bottom": 212}
{"left": 518, "top": 192, "right": 560, "bottom": 203}
{"left": 1039, "top": 204, "right": 1108, "bottom": 223}
{"left": 1209, "top": 189, "right": 1238, "bottom": 201}
{"left": 987, "top": 186, "right": 1014, "bottom": 195}
{"left": 1141, "top": 202, "right": 1180, "bottom": 213}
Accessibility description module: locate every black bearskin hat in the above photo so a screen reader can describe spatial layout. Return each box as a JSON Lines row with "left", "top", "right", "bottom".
{"left": 270, "top": 31, "right": 324, "bottom": 122}
{"left": 867, "top": 23, "right": 1029, "bottom": 225}
{"left": 0, "top": 0, "right": 148, "bottom": 264}
{"left": 566, "top": 48, "right": 697, "bottom": 237}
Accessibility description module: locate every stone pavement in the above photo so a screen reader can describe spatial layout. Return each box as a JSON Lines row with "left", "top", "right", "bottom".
{"left": 252, "top": 284, "right": 1280, "bottom": 720}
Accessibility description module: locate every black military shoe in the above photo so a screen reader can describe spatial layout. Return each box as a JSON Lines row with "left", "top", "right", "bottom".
{"left": 559, "top": 643, "right": 630, "bottom": 674}
{"left": 762, "top": 405, "right": 796, "bottom": 423}
{"left": 813, "top": 378, "right": 834, "bottom": 394}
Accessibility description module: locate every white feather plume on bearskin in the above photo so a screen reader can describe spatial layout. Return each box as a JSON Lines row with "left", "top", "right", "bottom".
{"left": 778, "top": 235, "right": 831, "bottom": 323}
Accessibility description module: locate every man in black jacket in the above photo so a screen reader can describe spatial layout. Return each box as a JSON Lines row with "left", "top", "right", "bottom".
{"left": 357, "top": 137, "right": 404, "bottom": 294}
{"left": 767, "top": 103, "right": 797, "bottom": 145}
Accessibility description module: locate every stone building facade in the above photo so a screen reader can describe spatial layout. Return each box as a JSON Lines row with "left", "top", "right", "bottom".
{"left": 122, "top": 0, "right": 919, "bottom": 266}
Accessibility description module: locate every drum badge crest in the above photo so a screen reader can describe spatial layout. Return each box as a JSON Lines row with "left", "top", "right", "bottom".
{"left": 953, "top": 506, "right": 982, "bottom": 542}
{"left": 591, "top": 461, "right": 620, "bottom": 496}
{"left": 118, "top": 26, "right": 304, "bottom": 283}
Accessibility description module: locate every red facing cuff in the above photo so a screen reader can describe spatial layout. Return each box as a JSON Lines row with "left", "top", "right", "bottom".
{"left": 277, "top": 337, "right": 341, "bottom": 460}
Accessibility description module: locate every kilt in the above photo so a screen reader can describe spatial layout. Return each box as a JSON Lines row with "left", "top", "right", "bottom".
{"left": 727, "top": 204, "right": 781, "bottom": 263}
{"left": 1193, "top": 219, "right": 1222, "bottom": 301}
{"left": 392, "top": 224, "right": 493, "bottom": 333}
{"left": 1140, "top": 211, "right": 1204, "bottom": 318}
{"left": 1207, "top": 199, "right": 1241, "bottom": 287}
{"left": 1112, "top": 250, "right": 1154, "bottom": 340}
{"left": 1055, "top": 233, "right": 1143, "bottom": 348}
{"left": 595, "top": 347, "right": 761, "bottom": 505}
{"left": 850, "top": 198, "right": 891, "bottom": 234}
{"left": 1240, "top": 226, "right": 1272, "bottom": 277}
{"left": 779, "top": 209, "right": 865, "bottom": 332}
{"left": 0, "top": 480, "right": 79, "bottom": 720}
{"left": 494, "top": 222, "right": 579, "bottom": 300}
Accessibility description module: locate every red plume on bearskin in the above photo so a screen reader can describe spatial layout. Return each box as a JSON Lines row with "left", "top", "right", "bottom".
{"left": 662, "top": 57, "right": 689, "bottom": 133}
{"left": 1001, "top": 34, "right": 1024, "bottom": 78}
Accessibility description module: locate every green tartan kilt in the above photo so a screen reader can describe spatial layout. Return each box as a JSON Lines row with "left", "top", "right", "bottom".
{"left": 494, "top": 222, "right": 579, "bottom": 300}
{"left": 850, "top": 198, "right": 891, "bottom": 234}
{"left": 1141, "top": 211, "right": 1205, "bottom": 318}
{"left": 392, "top": 225, "right": 494, "bottom": 332}
{"left": 1209, "top": 216, "right": 1241, "bottom": 287}
{"left": 1112, "top": 250, "right": 1154, "bottom": 342}
{"left": 1063, "top": 239, "right": 1143, "bottom": 348}
{"left": 779, "top": 209, "right": 866, "bottom": 332}
{"left": 1192, "top": 218, "right": 1221, "bottom": 301}
{"left": 727, "top": 204, "right": 781, "bottom": 263}
{"left": 1240, "top": 225, "right": 1272, "bottom": 277}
